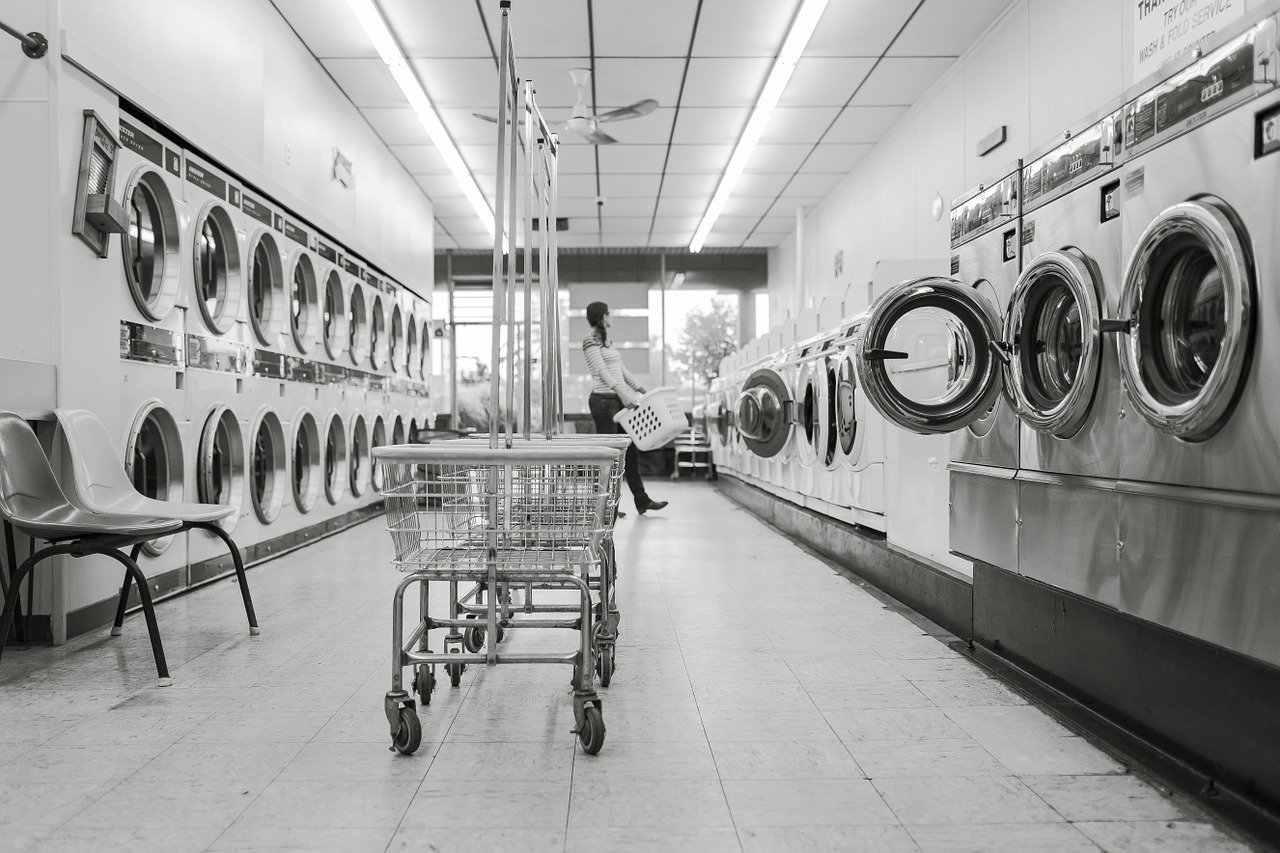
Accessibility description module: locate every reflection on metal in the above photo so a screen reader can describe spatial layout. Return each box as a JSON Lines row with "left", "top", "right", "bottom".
{"left": 247, "top": 231, "right": 285, "bottom": 345}
{"left": 186, "top": 334, "right": 248, "bottom": 374}
{"left": 120, "top": 321, "right": 183, "bottom": 366}
{"left": 1118, "top": 200, "right": 1252, "bottom": 441}
{"left": 196, "top": 405, "right": 244, "bottom": 533}
{"left": 736, "top": 368, "right": 793, "bottom": 459}
{"left": 122, "top": 169, "right": 181, "bottom": 321}
{"left": 192, "top": 202, "right": 242, "bottom": 334}
{"left": 290, "top": 252, "right": 320, "bottom": 354}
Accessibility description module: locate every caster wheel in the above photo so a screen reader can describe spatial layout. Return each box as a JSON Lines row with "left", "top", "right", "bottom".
{"left": 577, "top": 705, "right": 605, "bottom": 755}
{"left": 463, "top": 625, "right": 484, "bottom": 654}
{"left": 596, "top": 645, "right": 614, "bottom": 688}
{"left": 495, "top": 624, "right": 506, "bottom": 644}
{"left": 392, "top": 708, "right": 422, "bottom": 755}
{"left": 447, "top": 650, "right": 464, "bottom": 688}
{"left": 413, "top": 667, "right": 434, "bottom": 705}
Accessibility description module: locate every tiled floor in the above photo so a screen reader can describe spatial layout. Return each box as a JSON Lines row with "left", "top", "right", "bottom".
{"left": 0, "top": 482, "right": 1258, "bottom": 851}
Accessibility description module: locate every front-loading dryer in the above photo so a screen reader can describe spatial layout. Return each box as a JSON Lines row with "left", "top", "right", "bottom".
{"left": 1110, "top": 13, "right": 1280, "bottom": 666}
{"left": 1012, "top": 106, "right": 1127, "bottom": 606}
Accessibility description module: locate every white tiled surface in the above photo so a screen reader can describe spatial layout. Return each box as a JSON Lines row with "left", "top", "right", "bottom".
{"left": 0, "top": 483, "right": 1257, "bottom": 851}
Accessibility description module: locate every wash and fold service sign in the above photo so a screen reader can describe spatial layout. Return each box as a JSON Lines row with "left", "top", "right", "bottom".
{"left": 1133, "top": 0, "right": 1244, "bottom": 80}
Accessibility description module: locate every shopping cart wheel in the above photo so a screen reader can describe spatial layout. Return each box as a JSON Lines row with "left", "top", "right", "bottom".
{"left": 447, "top": 650, "right": 464, "bottom": 688}
{"left": 578, "top": 706, "right": 606, "bottom": 755}
{"left": 413, "top": 667, "right": 435, "bottom": 705}
{"left": 596, "top": 645, "right": 615, "bottom": 688}
{"left": 392, "top": 708, "right": 422, "bottom": 756}
{"left": 463, "top": 618, "right": 484, "bottom": 654}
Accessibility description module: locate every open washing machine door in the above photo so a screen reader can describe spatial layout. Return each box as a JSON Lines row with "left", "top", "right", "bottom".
{"left": 794, "top": 358, "right": 822, "bottom": 468}
{"left": 736, "top": 366, "right": 794, "bottom": 458}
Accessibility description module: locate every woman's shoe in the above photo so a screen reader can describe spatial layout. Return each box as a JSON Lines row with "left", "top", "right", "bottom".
{"left": 637, "top": 499, "right": 668, "bottom": 515}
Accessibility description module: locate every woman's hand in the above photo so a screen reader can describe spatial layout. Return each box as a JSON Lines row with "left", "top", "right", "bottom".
{"left": 621, "top": 388, "right": 642, "bottom": 408}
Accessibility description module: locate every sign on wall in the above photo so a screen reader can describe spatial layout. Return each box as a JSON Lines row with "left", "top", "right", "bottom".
{"left": 1133, "top": 0, "right": 1244, "bottom": 81}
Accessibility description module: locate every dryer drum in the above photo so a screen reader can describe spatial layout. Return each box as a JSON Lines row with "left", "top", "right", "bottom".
{"left": 323, "top": 271, "right": 348, "bottom": 359}
{"left": 392, "top": 415, "right": 406, "bottom": 445}
{"left": 124, "top": 401, "right": 184, "bottom": 556}
{"left": 370, "top": 296, "right": 387, "bottom": 369}
{"left": 391, "top": 305, "right": 405, "bottom": 373}
{"left": 323, "top": 414, "right": 348, "bottom": 504}
{"left": 250, "top": 410, "right": 286, "bottom": 524}
{"left": 836, "top": 355, "right": 858, "bottom": 457}
{"left": 1119, "top": 200, "right": 1253, "bottom": 441}
{"left": 370, "top": 416, "right": 388, "bottom": 491}
{"left": 348, "top": 290, "right": 370, "bottom": 365}
{"left": 797, "top": 363, "right": 819, "bottom": 467}
{"left": 193, "top": 204, "right": 242, "bottom": 335}
{"left": 197, "top": 406, "right": 244, "bottom": 531}
{"left": 823, "top": 358, "right": 841, "bottom": 469}
{"left": 122, "top": 170, "right": 181, "bottom": 321}
{"left": 350, "top": 415, "right": 371, "bottom": 496}
{"left": 292, "top": 410, "right": 322, "bottom": 512}
{"left": 405, "top": 316, "right": 418, "bottom": 379}
{"left": 247, "top": 232, "right": 286, "bottom": 346}
{"left": 289, "top": 254, "right": 320, "bottom": 353}
{"left": 1006, "top": 249, "right": 1103, "bottom": 439}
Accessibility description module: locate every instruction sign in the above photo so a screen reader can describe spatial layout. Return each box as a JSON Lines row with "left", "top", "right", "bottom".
{"left": 1133, "top": 0, "right": 1244, "bottom": 80}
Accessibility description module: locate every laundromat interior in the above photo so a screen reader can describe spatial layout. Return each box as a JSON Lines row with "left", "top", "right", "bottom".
{"left": 1, "top": 0, "right": 1278, "bottom": 849}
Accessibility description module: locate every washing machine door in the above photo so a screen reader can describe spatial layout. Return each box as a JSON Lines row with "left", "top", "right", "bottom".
{"left": 854, "top": 277, "right": 1005, "bottom": 435}
{"left": 736, "top": 367, "right": 794, "bottom": 458}
{"left": 1118, "top": 200, "right": 1253, "bottom": 441}
{"left": 795, "top": 360, "right": 821, "bottom": 467}
{"left": 832, "top": 349, "right": 864, "bottom": 468}
{"left": 1005, "top": 248, "right": 1104, "bottom": 439}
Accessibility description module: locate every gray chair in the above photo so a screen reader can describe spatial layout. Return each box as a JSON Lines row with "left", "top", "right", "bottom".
{"left": 0, "top": 412, "right": 181, "bottom": 684}
{"left": 53, "top": 409, "right": 259, "bottom": 637}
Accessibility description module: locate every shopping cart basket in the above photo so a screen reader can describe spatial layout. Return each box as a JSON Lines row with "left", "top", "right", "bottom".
{"left": 376, "top": 442, "right": 620, "bottom": 756}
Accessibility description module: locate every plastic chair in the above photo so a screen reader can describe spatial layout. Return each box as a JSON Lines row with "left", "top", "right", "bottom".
{"left": 0, "top": 412, "right": 181, "bottom": 683}
{"left": 53, "top": 409, "right": 260, "bottom": 637}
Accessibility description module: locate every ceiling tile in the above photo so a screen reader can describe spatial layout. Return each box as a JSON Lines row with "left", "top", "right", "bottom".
{"left": 381, "top": 0, "right": 492, "bottom": 58}
{"left": 756, "top": 214, "right": 797, "bottom": 232}
{"left": 744, "top": 144, "right": 811, "bottom": 174}
{"left": 409, "top": 58, "right": 499, "bottom": 109}
{"left": 454, "top": 234, "right": 492, "bottom": 249}
{"left": 649, "top": 232, "right": 692, "bottom": 247}
{"left": 672, "top": 107, "right": 750, "bottom": 145}
{"left": 559, "top": 232, "right": 606, "bottom": 247}
{"left": 492, "top": 0, "right": 591, "bottom": 57}
{"left": 664, "top": 143, "right": 733, "bottom": 174}
{"left": 322, "top": 58, "right": 404, "bottom": 108}
{"left": 361, "top": 108, "right": 429, "bottom": 145}
{"left": 553, "top": 143, "right": 597, "bottom": 175}
{"left": 557, "top": 197, "right": 603, "bottom": 217}
{"left": 600, "top": 217, "right": 660, "bottom": 232}
{"left": 595, "top": 59, "right": 685, "bottom": 112}
{"left": 733, "top": 172, "right": 792, "bottom": 198}
{"left": 742, "top": 233, "right": 787, "bottom": 247}
{"left": 395, "top": 145, "right": 452, "bottom": 176}
{"left": 439, "top": 215, "right": 490, "bottom": 236}
{"left": 681, "top": 57, "right": 771, "bottom": 106}
{"left": 603, "top": 173, "right": 661, "bottom": 198}
{"left": 692, "top": 0, "right": 796, "bottom": 57}
{"left": 658, "top": 174, "right": 720, "bottom": 197}
{"left": 557, "top": 174, "right": 601, "bottom": 197}
{"left": 597, "top": 197, "right": 658, "bottom": 217}
{"left": 721, "top": 195, "right": 774, "bottom": 218}
{"left": 431, "top": 197, "right": 476, "bottom": 218}
{"left": 807, "top": 0, "right": 914, "bottom": 57}
{"left": 595, "top": 0, "right": 699, "bottom": 56}
{"left": 802, "top": 143, "right": 873, "bottom": 173}
{"left": 824, "top": 105, "right": 909, "bottom": 143}
{"left": 714, "top": 215, "right": 762, "bottom": 233}
{"left": 757, "top": 106, "right": 842, "bottom": 144}
{"left": 784, "top": 172, "right": 847, "bottom": 197}
{"left": 415, "top": 174, "right": 466, "bottom": 199}
{"left": 888, "top": 0, "right": 1012, "bottom": 57}
{"left": 704, "top": 230, "right": 746, "bottom": 248}
{"left": 272, "top": 0, "right": 372, "bottom": 58}
{"left": 580, "top": 108, "right": 673, "bottom": 145}
{"left": 515, "top": 57, "right": 589, "bottom": 109}
{"left": 655, "top": 196, "right": 707, "bottom": 217}
{"left": 598, "top": 145, "right": 669, "bottom": 174}
{"left": 852, "top": 57, "right": 955, "bottom": 105}
{"left": 651, "top": 215, "right": 702, "bottom": 233}
{"left": 441, "top": 111, "right": 503, "bottom": 145}
{"left": 779, "top": 57, "right": 877, "bottom": 107}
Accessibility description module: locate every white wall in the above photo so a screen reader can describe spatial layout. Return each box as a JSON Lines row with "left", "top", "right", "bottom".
{"left": 769, "top": 0, "right": 1129, "bottom": 317}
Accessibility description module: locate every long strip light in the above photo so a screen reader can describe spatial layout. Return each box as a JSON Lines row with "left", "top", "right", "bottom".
{"left": 689, "top": 0, "right": 829, "bottom": 252}
{"left": 346, "top": 0, "right": 495, "bottom": 237}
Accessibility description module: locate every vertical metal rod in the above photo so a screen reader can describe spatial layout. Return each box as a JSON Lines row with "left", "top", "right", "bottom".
{"left": 504, "top": 71, "right": 523, "bottom": 443}
{"left": 522, "top": 86, "right": 536, "bottom": 441}
{"left": 660, "top": 253, "right": 667, "bottom": 388}
{"left": 548, "top": 145, "right": 564, "bottom": 430}
{"left": 488, "top": 7, "right": 512, "bottom": 450}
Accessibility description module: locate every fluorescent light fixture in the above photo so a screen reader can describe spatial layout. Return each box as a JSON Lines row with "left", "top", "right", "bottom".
{"left": 669, "top": 272, "right": 687, "bottom": 290}
{"left": 689, "top": 0, "right": 829, "bottom": 252}
{"left": 345, "top": 0, "right": 494, "bottom": 237}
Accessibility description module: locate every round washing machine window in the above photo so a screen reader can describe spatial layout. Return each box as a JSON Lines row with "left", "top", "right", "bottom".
{"left": 1006, "top": 250, "right": 1102, "bottom": 438}
{"left": 291, "top": 410, "right": 321, "bottom": 512}
{"left": 408, "top": 418, "right": 419, "bottom": 442}
{"left": 797, "top": 362, "right": 820, "bottom": 466}
{"left": 122, "top": 170, "right": 181, "bottom": 321}
{"left": 822, "top": 356, "right": 841, "bottom": 469}
{"left": 390, "top": 305, "right": 405, "bottom": 374}
{"left": 348, "top": 288, "right": 370, "bottom": 365}
{"left": 250, "top": 410, "right": 286, "bottom": 523}
{"left": 193, "top": 204, "right": 242, "bottom": 334}
{"left": 370, "top": 296, "right": 387, "bottom": 370}
{"left": 405, "top": 316, "right": 418, "bottom": 379}
{"left": 289, "top": 254, "right": 320, "bottom": 353}
{"left": 370, "top": 416, "right": 387, "bottom": 491}
{"left": 835, "top": 353, "right": 858, "bottom": 458}
{"left": 323, "top": 414, "right": 348, "bottom": 504}
{"left": 1120, "top": 200, "right": 1253, "bottom": 441}
{"left": 392, "top": 415, "right": 406, "bottom": 445}
{"left": 420, "top": 320, "right": 431, "bottom": 378}
{"left": 197, "top": 406, "right": 244, "bottom": 530}
{"left": 349, "top": 415, "right": 371, "bottom": 496}
{"left": 124, "top": 401, "right": 184, "bottom": 556}
{"left": 248, "top": 232, "right": 286, "bottom": 346}
{"left": 736, "top": 368, "right": 793, "bottom": 458}
{"left": 323, "top": 271, "right": 348, "bottom": 359}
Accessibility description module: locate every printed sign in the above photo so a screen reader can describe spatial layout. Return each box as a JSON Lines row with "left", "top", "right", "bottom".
{"left": 1132, "top": 0, "right": 1244, "bottom": 81}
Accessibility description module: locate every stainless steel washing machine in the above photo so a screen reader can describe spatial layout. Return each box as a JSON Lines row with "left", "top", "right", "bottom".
{"left": 1112, "top": 12, "right": 1280, "bottom": 665}
{"left": 1011, "top": 107, "right": 1126, "bottom": 605}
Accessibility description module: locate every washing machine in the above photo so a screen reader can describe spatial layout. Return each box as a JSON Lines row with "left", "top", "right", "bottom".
{"left": 348, "top": 411, "right": 373, "bottom": 499}
{"left": 792, "top": 329, "right": 834, "bottom": 508}
{"left": 1109, "top": 13, "right": 1280, "bottom": 665}
{"left": 1010, "top": 106, "right": 1127, "bottom": 603}
{"left": 115, "top": 116, "right": 192, "bottom": 584}
{"left": 854, "top": 164, "right": 1023, "bottom": 573}
{"left": 735, "top": 338, "right": 796, "bottom": 499}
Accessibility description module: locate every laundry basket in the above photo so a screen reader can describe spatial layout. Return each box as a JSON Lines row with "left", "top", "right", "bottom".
{"left": 613, "top": 387, "right": 688, "bottom": 451}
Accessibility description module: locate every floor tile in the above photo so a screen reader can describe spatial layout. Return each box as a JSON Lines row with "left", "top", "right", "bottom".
{"left": 426, "top": 740, "right": 573, "bottom": 780}
{"left": 569, "top": 778, "right": 734, "bottom": 827}
{"left": 872, "top": 776, "right": 1063, "bottom": 825}
{"left": 64, "top": 777, "right": 268, "bottom": 830}
{"left": 700, "top": 708, "right": 839, "bottom": 742}
{"left": 570, "top": 739, "right": 720, "bottom": 780}
{"left": 29, "top": 827, "right": 224, "bottom": 853}
{"left": 722, "top": 779, "right": 898, "bottom": 827}
{"left": 400, "top": 779, "right": 571, "bottom": 829}
{"left": 710, "top": 739, "right": 865, "bottom": 780}
{"left": 822, "top": 706, "right": 969, "bottom": 742}
{"left": 212, "top": 824, "right": 397, "bottom": 852}
{"left": 740, "top": 825, "right": 919, "bottom": 852}
{"left": 906, "top": 822, "right": 1098, "bottom": 852}
{"left": 1074, "top": 819, "right": 1255, "bottom": 852}
{"left": 565, "top": 826, "right": 741, "bottom": 852}
{"left": 981, "top": 734, "right": 1127, "bottom": 776}
{"left": 1022, "top": 773, "right": 1189, "bottom": 822}
{"left": 233, "top": 779, "right": 419, "bottom": 829}
{"left": 847, "top": 738, "right": 1007, "bottom": 778}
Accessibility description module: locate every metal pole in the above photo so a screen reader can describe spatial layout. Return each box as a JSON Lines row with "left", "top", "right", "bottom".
{"left": 522, "top": 84, "right": 536, "bottom": 441}
{"left": 488, "top": 6, "right": 512, "bottom": 449}
{"left": 504, "top": 67, "right": 523, "bottom": 444}
{"left": 0, "top": 19, "right": 47, "bottom": 59}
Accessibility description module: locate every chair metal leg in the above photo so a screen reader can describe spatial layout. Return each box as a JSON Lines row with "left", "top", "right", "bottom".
{"left": 0, "top": 547, "right": 57, "bottom": 665}
{"left": 111, "top": 542, "right": 143, "bottom": 637}
{"left": 193, "top": 522, "right": 259, "bottom": 635}
{"left": 102, "top": 549, "right": 170, "bottom": 685}
{"left": 2, "top": 521, "right": 26, "bottom": 645}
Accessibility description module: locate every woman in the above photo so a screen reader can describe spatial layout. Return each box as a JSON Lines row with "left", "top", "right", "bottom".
{"left": 583, "top": 301, "right": 667, "bottom": 515}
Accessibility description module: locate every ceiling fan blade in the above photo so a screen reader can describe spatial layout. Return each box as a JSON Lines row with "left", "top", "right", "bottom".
{"left": 595, "top": 99, "right": 659, "bottom": 123}
{"left": 583, "top": 129, "right": 618, "bottom": 145}
{"left": 472, "top": 112, "right": 499, "bottom": 123}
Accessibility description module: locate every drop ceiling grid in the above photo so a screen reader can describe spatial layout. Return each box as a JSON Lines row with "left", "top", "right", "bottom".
{"left": 274, "top": 0, "right": 1007, "bottom": 249}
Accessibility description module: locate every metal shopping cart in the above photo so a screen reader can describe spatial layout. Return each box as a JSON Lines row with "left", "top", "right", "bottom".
{"left": 377, "top": 441, "right": 621, "bottom": 755}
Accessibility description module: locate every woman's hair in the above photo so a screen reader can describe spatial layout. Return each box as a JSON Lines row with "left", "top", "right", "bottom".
{"left": 586, "top": 301, "right": 609, "bottom": 345}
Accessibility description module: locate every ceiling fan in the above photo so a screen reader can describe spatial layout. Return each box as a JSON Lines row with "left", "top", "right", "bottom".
{"left": 473, "top": 68, "right": 657, "bottom": 145}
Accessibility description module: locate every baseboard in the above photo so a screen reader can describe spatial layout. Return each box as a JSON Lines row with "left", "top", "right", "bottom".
{"left": 64, "top": 503, "right": 384, "bottom": 640}
{"left": 717, "top": 473, "right": 973, "bottom": 640}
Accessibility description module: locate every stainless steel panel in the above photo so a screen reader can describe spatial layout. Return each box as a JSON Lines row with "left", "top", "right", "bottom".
{"left": 949, "top": 466, "right": 1018, "bottom": 571}
{"left": 1118, "top": 483, "right": 1280, "bottom": 668}
{"left": 1116, "top": 86, "right": 1280, "bottom": 494}
{"left": 1016, "top": 472, "right": 1119, "bottom": 608}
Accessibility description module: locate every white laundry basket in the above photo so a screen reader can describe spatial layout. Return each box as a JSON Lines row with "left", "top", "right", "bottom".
{"left": 613, "top": 387, "right": 688, "bottom": 451}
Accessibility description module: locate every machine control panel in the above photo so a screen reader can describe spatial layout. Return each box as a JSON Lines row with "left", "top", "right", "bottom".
{"left": 950, "top": 170, "right": 1019, "bottom": 249}
{"left": 120, "top": 321, "right": 182, "bottom": 366}
{"left": 1022, "top": 112, "right": 1120, "bottom": 211}
{"left": 186, "top": 334, "right": 248, "bottom": 374}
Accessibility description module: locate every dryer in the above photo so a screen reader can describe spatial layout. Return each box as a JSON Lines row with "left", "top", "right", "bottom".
{"left": 1109, "top": 14, "right": 1280, "bottom": 666}
{"left": 853, "top": 165, "right": 1023, "bottom": 574}
{"left": 1012, "top": 107, "right": 1126, "bottom": 604}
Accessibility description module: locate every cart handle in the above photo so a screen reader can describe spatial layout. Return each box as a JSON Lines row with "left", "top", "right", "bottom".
{"left": 373, "top": 443, "right": 621, "bottom": 464}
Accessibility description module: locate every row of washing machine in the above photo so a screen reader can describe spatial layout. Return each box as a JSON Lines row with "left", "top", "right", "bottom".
{"left": 711, "top": 6, "right": 1280, "bottom": 669}
{"left": 108, "top": 103, "right": 432, "bottom": 597}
